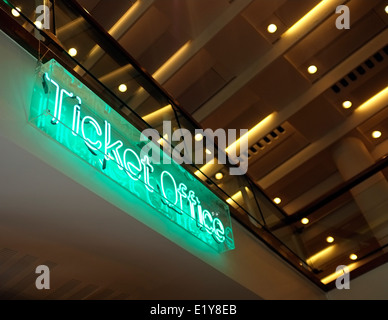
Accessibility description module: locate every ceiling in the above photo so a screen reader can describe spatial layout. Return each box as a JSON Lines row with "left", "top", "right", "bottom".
{"left": 70, "top": 0, "right": 388, "bottom": 283}
{"left": 5, "top": 0, "right": 388, "bottom": 288}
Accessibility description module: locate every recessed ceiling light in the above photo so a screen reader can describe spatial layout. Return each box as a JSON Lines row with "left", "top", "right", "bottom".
{"left": 194, "top": 133, "right": 203, "bottom": 141}
{"left": 215, "top": 172, "right": 223, "bottom": 180}
{"left": 349, "top": 253, "right": 358, "bottom": 260}
{"left": 385, "top": 5, "right": 388, "bottom": 14}
{"left": 372, "top": 130, "right": 382, "bottom": 139}
{"left": 11, "top": 7, "right": 21, "bottom": 17}
{"left": 34, "top": 20, "right": 43, "bottom": 29}
{"left": 342, "top": 100, "right": 352, "bottom": 109}
{"left": 273, "top": 197, "right": 282, "bottom": 205}
{"left": 301, "top": 217, "right": 309, "bottom": 225}
{"left": 118, "top": 84, "right": 127, "bottom": 93}
{"left": 267, "top": 24, "right": 277, "bottom": 33}
{"left": 326, "top": 236, "right": 335, "bottom": 243}
{"left": 307, "top": 65, "right": 318, "bottom": 74}
{"left": 68, "top": 48, "right": 78, "bottom": 57}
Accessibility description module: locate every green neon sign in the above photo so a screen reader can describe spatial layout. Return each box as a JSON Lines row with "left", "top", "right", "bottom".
{"left": 29, "top": 59, "right": 234, "bottom": 253}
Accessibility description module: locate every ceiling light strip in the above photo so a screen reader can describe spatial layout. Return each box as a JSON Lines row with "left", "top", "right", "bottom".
{"left": 142, "top": 104, "right": 172, "bottom": 123}
{"left": 320, "top": 262, "right": 359, "bottom": 284}
{"left": 225, "top": 113, "right": 275, "bottom": 156}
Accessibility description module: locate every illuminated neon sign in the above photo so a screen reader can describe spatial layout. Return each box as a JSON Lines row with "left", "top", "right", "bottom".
{"left": 29, "top": 59, "right": 234, "bottom": 252}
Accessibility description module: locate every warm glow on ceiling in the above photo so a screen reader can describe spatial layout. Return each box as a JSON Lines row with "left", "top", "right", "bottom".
{"left": 320, "top": 262, "right": 359, "bottom": 284}
{"left": 142, "top": 104, "right": 172, "bottom": 123}
{"left": 355, "top": 86, "right": 388, "bottom": 112}
{"left": 108, "top": 0, "right": 141, "bottom": 38}
{"left": 225, "top": 113, "right": 275, "bottom": 155}
{"left": 157, "top": 133, "right": 169, "bottom": 145}
{"left": 285, "top": 0, "right": 333, "bottom": 35}
{"left": 152, "top": 41, "right": 191, "bottom": 82}
{"left": 226, "top": 191, "right": 243, "bottom": 208}
{"left": 306, "top": 245, "right": 336, "bottom": 266}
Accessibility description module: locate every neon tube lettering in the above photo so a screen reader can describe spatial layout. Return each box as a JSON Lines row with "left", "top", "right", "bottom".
{"left": 81, "top": 116, "right": 102, "bottom": 153}
{"left": 123, "top": 148, "right": 141, "bottom": 181}
{"left": 203, "top": 210, "right": 214, "bottom": 234}
{"left": 213, "top": 217, "right": 225, "bottom": 243}
{"left": 104, "top": 120, "right": 124, "bottom": 170}
{"left": 72, "top": 105, "right": 81, "bottom": 136}
{"left": 43, "top": 73, "right": 60, "bottom": 124}
{"left": 177, "top": 183, "right": 187, "bottom": 215}
{"left": 160, "top": 170, "right": 178, "bottom": 207}
{"left": 141, "top": 156, "right": 154, "bottom": 192}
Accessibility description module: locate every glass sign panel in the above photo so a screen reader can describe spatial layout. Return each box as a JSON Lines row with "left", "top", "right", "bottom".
{"left": 29, "top": 59, "right": 235, "bottom": 253}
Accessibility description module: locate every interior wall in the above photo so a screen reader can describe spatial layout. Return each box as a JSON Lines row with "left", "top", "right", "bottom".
{"left": 0, "top": 134, "right": 262, "bottom": 300}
